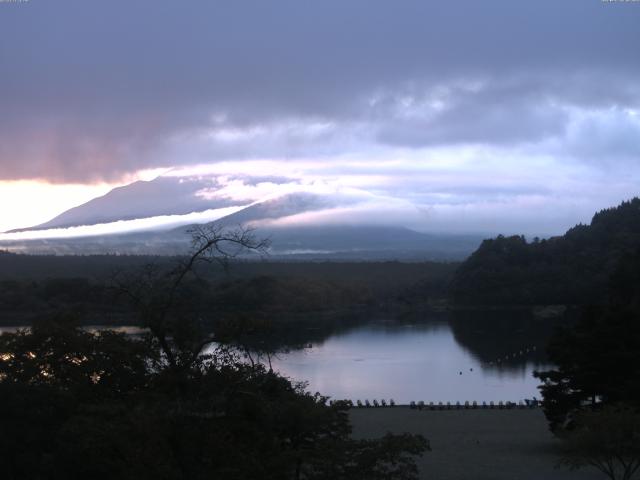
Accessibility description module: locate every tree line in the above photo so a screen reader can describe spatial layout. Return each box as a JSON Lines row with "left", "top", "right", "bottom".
{"left": 451, "top": 198, "right": 640, "bottom": 306}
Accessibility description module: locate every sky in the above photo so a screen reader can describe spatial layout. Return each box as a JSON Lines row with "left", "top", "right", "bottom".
{"left": 1, "top": 0, "right": 639, "bottom": 236}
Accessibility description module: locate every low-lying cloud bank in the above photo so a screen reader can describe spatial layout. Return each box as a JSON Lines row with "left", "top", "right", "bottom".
{"left": 3, "top": 167, "right": 637, "bottom": 241}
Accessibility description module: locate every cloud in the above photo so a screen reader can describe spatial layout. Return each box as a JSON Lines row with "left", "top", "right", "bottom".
{"left": 0, "top": 0, "right": 639, "bottom": 182}
{"left": 562, "top": 107, "right": 640, "bottom": 163}
{"left": 374, "top": 79, "right": 569, "bottom": 147}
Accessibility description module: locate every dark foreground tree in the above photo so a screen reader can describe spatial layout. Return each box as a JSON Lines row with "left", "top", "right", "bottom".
{"left": 0, "top": 316, "right": 427, "bottom": 479}
{"left": 0, "top": 226, "right": 428, "bottom": 479}
{"left": 534, "top": 250, "right": 640, "bottom": 479}
{"left": 558, "top": 404, "right": 640, "bottom": 480}
{"left": 534, "top": 250, "right": 640, "bottom": 432}
{"left": 534, "top": 305, "right": 640, "bottom": 431}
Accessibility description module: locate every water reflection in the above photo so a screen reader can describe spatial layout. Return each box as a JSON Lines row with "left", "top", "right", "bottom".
{"left": 1, "top": 311, "right": 560, "bottom": 404}
{"left": 273, "top": 316, "right": 554, "bottom": 404}
{"left": 449, "top": 309, "right": 554, "bottom": 372}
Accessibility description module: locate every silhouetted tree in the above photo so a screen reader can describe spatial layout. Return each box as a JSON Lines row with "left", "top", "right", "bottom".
{"left": 0, "top": 317, "right": 428, "bottom": 479}
{"left": 558, "top": 404, "right": 640, "bottom": 480}
{"left": 535, "top": 250, "right": 640, "bottom": 432}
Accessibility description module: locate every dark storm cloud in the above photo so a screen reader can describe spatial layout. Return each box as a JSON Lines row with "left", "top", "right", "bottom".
{"left": 0, "top": 0, "right": 639, "bottom": 181}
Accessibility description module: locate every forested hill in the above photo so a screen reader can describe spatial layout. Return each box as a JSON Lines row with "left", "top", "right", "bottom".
{"left": 451, "top": 198, "right": 640, "bottom": 306}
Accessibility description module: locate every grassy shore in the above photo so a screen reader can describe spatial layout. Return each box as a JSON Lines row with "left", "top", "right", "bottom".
{"left": 349, "top": 407, "right": 601, "bottom": 480}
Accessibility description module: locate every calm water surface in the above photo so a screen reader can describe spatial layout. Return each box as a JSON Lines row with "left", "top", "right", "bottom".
{"left": 272, "top": 321, "right": 549, "bottom": 404}
{"left": 1, "top": 317, "right": 552, "bottom": 404}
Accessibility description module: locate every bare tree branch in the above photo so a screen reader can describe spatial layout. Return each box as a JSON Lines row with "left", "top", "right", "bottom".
{"left": 110, "top": 225, "right": 270, "bottom": 373}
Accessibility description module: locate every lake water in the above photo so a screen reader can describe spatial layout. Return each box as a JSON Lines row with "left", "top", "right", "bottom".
{"left": 0, "top": 313, "right": 554, "bottom": 404}
{"left": 272, "top": 320, "right": 551, "bottom": 404}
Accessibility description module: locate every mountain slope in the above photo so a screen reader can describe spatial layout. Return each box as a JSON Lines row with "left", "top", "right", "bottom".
{"left": 451, "top": 197, "right": 640, "bottom": 305}
{"left": 207, "top": 192, "right": 338, "bottom": 227}
{"left": 10, "top": 176, "right": 242, "bottom": 232}
{"left": 175, "top": 192, "right": 483, "bottom": 259}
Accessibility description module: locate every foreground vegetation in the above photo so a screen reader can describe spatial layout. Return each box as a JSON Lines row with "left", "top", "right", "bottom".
{"left": 0, "top": 316, "right": 427, "bottom": 480}
{"left": 0, "top": 227, "right": 429, "bottom": 479}
{"left": 532, "top": 248, "right": 640, "bottom": 479}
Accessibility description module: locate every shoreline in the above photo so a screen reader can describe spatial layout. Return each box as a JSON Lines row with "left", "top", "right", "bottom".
{"left": 349, "top": 407, "right": 601, "bottom": 480}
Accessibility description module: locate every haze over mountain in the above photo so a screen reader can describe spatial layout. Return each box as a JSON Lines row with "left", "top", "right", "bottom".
{"left": 0, "top": 224, "right": 483, "bottom": 260}
{"left": 0, "top": 176, "right": 484, "bottom": 259}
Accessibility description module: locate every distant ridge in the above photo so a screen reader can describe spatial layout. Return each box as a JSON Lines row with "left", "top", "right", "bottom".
{"left": 0, "top": 224, "right": 484, "bottom": 260}
{"left": 451, "top": 197, "right": 640, "bottom": 306}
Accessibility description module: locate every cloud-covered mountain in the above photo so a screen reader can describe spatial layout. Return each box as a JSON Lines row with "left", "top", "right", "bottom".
{"left": 1, "top": 177, "right": 484, "bottom": 259}
{"left": 10, "top": 176, "right": 244, "bottom": 232}
{"left": 9, "top": 177, "right": 359, "bottom": 234}
{"left": 184, "top": 191, "right": 364, "bottom": 230}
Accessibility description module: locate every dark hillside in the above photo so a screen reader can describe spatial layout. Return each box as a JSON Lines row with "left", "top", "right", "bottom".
{"left": 451, "top": 198, "right": 640, "bottom": 306}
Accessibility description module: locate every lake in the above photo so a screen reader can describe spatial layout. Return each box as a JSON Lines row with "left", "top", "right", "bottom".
{"left": 272, "top": 318, "right": 551, "bottom": 404}
{"left": 0, "top": 312, "right": 555, "bottom": 405}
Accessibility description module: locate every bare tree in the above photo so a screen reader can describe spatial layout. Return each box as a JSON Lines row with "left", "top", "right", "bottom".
{"left": 113, "top": 225, "right": 269, "bottom": 371}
